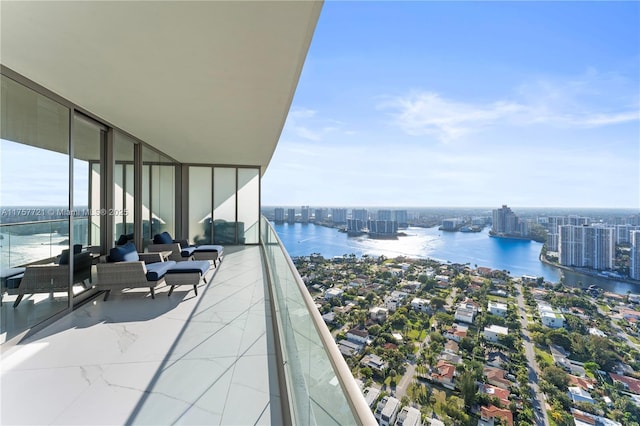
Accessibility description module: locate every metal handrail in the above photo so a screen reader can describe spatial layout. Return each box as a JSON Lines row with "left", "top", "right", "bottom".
{"left": 261, "top": 217, "right": 376, "bottom": 425}
{"left": 0, "top": 218, "right": 69, "bottom": 227}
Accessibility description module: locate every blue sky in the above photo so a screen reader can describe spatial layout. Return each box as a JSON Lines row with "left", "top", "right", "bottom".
{"left": 262, "top": 1, "right": 640, "bottom": 208}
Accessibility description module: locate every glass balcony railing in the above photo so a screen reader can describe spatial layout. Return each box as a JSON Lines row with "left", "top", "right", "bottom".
{"left": 260, "top": 216, "right": 375, "bottom": 425}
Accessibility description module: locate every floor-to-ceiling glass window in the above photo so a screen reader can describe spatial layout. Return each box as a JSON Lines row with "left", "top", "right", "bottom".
{"left": 189, "top": 167, "right": 212, "bottom": 245}
{"left": 213, "top": 167, "right": 237, "bottom": 244}
{"left": 186, "top": 165, "right": 260, "bottom": 246}
{"left": 237, "top": 168, "right": 260, "bottom": 244}
{"left": 142, "top": 147, "right": 176, "bottom": 248}
{"left": 113, "top": 132, "right": 136, "bottom": 245}
{"left": 72, "top": 114, "right": 105, "bottom": 294}
{"left": 0, "top": 75, "right": 70, "bottom": 343}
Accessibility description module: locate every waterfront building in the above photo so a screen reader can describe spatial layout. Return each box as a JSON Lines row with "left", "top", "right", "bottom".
{"left": 559, "top": 225, "right": 615, "bottom": 271}
{"left": 617, "top": 224, "right": 640, "bottom": 244}
{"left": 631, "top": 231, "right": 640, "bottom": 280}
{"left": 274, "top": 207, "right": 285, "bottom": 222}
{"left": 394, "top": 210, "right": 409, "bottom": 228}
{"left": 568, "top": 215, "right": 591, "bottom": 226}
{"left": 352, "top": 208, "right": 368, "bottom": 222}
{"left": 377, "top": 209, "right": 393, "bottom": 221}
{"left": 367, "top": 219, "right": 398, "bottom": 238}
{"left": 492, "top": 204, "right": 528, "bottom": 236}
{"left": 331, "top": 208, "right": 348, "bottom": 224}
{"left": 287, "top": 208, "right": 296, "bottom": 223}
{"left": 346, "top": 218, "right": 366, "bottom": 235}
{"left": 0, "top": 4, "right": 375, "bottom": 423}
{"left": 314, "top": 207, "right": 327, "bottom": 222}
{"left": 441, "top": 218, "right": 462, "bottom": 231}
{"left": 300, "top": 206, "right": 310, "bottom": 223}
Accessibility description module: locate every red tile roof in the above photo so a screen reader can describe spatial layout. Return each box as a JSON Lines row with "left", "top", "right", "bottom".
{"left": 609, "top": 373, "right": 640, "bottom": 394}
{"left": 568, "top": 375, "right": 596, "bottom": 391}
{"left": 481, "top": 384, "right": 510, "bottom": 407}
{"left": 481, "top": 404, "right": 513, "bottom": 426}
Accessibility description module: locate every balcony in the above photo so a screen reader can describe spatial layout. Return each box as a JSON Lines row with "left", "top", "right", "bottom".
{"left": 1, "top": 219, "right": 374, "bottom": 425}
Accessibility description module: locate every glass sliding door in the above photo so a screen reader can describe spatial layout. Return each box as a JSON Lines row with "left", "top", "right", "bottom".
{"left": 0, "top": 75, "right": 71, "bottom": 343}
{"left": 113, "top": 132, "right": 136, "bottom": 245}
{"left": 72, "top": 113, "right": 105, "bottom": 295}
{"left": 189, "top": 167, "right": 212, "bottom": 245}
{"left": 237, "top": 168, "right": 260, "bottom": 244}
{"left": 142, "top": 147, "right": 176, "bottom": 248}
{"left": 213, "top": 167, "right": 237, "bottom": 244}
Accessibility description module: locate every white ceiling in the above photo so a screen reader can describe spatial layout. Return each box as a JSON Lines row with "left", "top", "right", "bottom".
{"left": 0, "top": 1, "right": 322, "bottom": 173}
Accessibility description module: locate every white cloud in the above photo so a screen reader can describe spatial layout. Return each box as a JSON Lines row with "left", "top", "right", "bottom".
{"left": 283, "top": 108, "right": 344, "bottom": 142}
{"left": 379, "top": 72, "right": 639, "bottom": 141}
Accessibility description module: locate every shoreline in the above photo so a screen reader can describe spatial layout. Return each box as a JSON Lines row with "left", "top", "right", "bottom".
{"left": 538, "top": 252, "right": 640, "bottom": 287}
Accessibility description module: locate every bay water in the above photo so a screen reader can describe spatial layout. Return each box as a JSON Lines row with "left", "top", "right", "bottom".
{"left": 273, "top": 222, "right": 637, "bottom": 295}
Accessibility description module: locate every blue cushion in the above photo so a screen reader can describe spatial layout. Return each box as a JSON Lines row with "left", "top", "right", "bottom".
{"left": 145, "top": 260, "right": 176, "bottom": 281}
{"left": 0, "top": 267, "right": 26, "bottom": 279}
{"left": 194, "top": 245, "right": 223, "bottom": 253}
{"left": 109, "top": 242, "right": 139, "bottom": 262}
{"left": 59, "top": 249, "right": 70, "bottom": 265}
{"left": 116, "top": 234, "right": 133, "bottom": 246}
{"left": 166, "top": 261, "right": 210, "bottom": 276}
{"left": 153, "top": 232, "right": 173, "bottom": 245}
{"left": 180, "top": 246, "right": 197, "bottom": 257}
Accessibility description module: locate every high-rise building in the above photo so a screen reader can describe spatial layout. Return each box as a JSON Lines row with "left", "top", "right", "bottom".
{"left": 314, "top": 208, "right": 327, "bottom": 222}
{"left": 301, "top": 206, "right": 310, "bottom": 223}
{"left": 0, "top": 4, "right": 374, "bottom": 423}
{"left": 492, "top": 205, "right": 522, "bottom": 235}
{"left": 631, "top": 231, "right": 640, "bottom": 280}
{"left": 274, "top": 208, "right": 285, "bottom": 222}
{"left": 352, "top": 208, "right": 368, "bottom": 222}
{"left": 377, "top": 209, "right": 393, "bottom": 221}
{"left": 287, "top": 208, "right": 296, "bottom": 223}
{"left": 394, "top": 210, "right": 409, "bottom": 227}
{"left": 331, "top": 208, "right": 348, "bottom": 224}
{"left": 559, "top": 225, "right": 615, "bottom": 270}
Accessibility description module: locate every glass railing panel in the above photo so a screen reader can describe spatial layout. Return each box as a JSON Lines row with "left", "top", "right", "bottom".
{"left": 0, "top": 219, "right": 69, "bottom": 269}
{"left": 261, "top": 217, "right": 373, "bottom": 425}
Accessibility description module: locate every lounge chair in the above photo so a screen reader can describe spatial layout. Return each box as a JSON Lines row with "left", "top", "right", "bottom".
{"left": 12, "top": 250, "right": 93, "bottom": 307}
{"left": 96, "top": 242, "right": 176, "bottom": 300}
{"left": 150, "top": 232, "right": 224, "bottom": 266}
{"left": 148, "top": 231, "right": 193, "bottom": 262}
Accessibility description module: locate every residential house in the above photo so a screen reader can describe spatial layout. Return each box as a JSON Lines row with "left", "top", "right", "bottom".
{"left": 480, "top": 384, "right": 510, "bottom": 408}
{"left": 487, "top": 301, "right": 508, "bottom": 317}
{"left": 384, "top": 290, "right": 409, "bottom": 312}
{"left": 444, "top": 340, "right": 459, "bottom": 354}
{"left": 443, "top": 323, "right": 469, "bottom": 342}
{"left": 568, "top": 375, "right": 596, "bottom": 391}
{"left": 411, "top": 297, "right": 431, "bottom": 313}
{"left": 362, "top": 387, "right": 380, "bottom": 408}
{"left": 477, "top": 267, "right": 493, "bottom": 277}
{"left": 455, "top": 299, "right": 479, "bottom": 323}
{"left": 484, "top": 325, "right": 508, "bottom": 343}
{"left": 486, "top": 351, "right": 510, "bottom": 369}
{"left": 374, "top": 396, "right": 401, "bottom": 426}
{"left": 361, "top": 354, "right": 387, "bottom": 373}
{"left": 609, "top": 373, "right": 640, "bottom": 394}
{"left": 347, "top": 328, "right": 369, "bottom": 345}
{"left": 484, "top": 367, "right": 511, "bottom": 390}
{"left": 324, "top": 287, "right": 344, "bottom": 301}
{"left": 369, "top": 306, "right": 389, "bottom": 322}
{"left": 479, "top": 405, "right": 513, "bottom": 426}
{"left": 431, "top": 360, "right": 456, "bottom": 389}
{"left": 568, "top": 386, "right": 594, "bottom": 404}
{"left": 338, "top": 340, "right": 363, "bottom": 357}
{"left": 538, "top": 302, "right": 565, "bottom": 328}
{"left": 395, "top": 406, "right": 422, "bottom": 426}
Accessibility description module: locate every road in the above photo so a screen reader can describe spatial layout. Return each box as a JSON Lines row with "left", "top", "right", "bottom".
{"left": 515, "top": 283, "right": 550, "bottom": 426}
{"left": 395, "top": 287, "right": 458, "bottom": 399}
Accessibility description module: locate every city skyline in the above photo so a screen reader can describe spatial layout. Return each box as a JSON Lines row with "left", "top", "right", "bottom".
{"left": 262, "top": 1, "right": 640, "bottom": 209}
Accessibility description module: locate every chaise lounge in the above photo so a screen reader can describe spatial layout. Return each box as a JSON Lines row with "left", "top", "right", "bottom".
{"left": 149, "top": 232, "right": 224, "bottom": 266}
{"left": 96, "top": 242, "right": 176, "bottom": 300}
{"left": 97, "top": 241, "right": 212, "bottom": 300}
{"left": 12, "top": 247, "right": 93, "bottom": 307}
